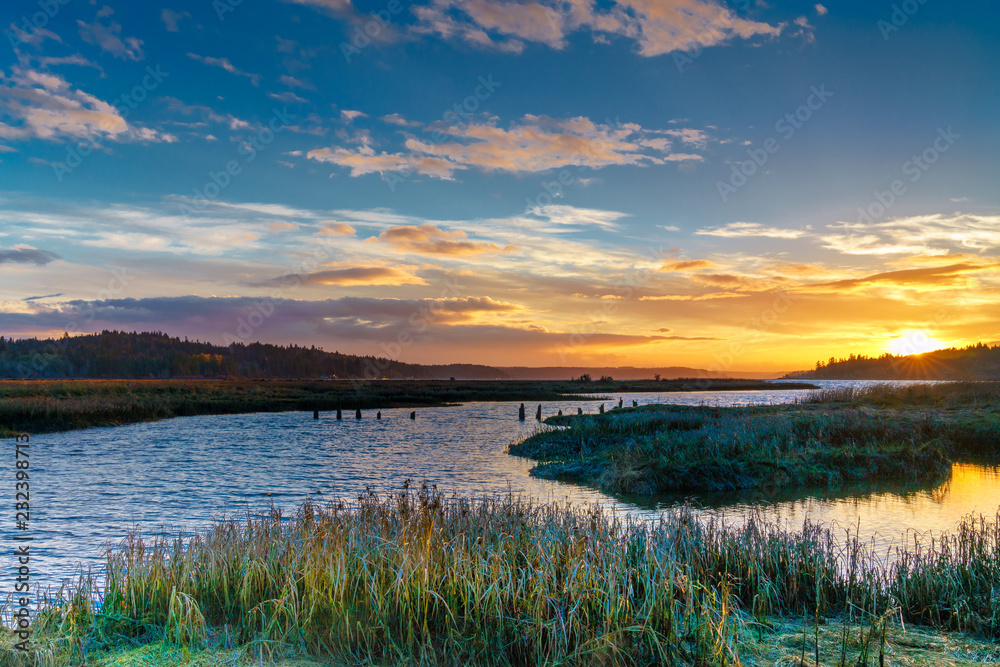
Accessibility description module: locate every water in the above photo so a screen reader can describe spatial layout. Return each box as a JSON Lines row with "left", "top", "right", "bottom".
{"left": 3, "top": 381, "right": 997, "bottom": 594}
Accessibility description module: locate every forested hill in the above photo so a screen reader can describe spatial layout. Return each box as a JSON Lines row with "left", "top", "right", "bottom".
{"left": 784, "top": 343, "right": 1000, "bottom": 380}
{"left": 0, "top": 331, "right": 508, "bottom": 380}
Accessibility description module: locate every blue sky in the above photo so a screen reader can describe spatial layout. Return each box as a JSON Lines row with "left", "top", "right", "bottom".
{"left": 1, "top": 0, "right": 998, "bottom": 371}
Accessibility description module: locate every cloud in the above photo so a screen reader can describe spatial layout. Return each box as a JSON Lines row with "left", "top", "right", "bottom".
{"left": 317, "top": 222, "right": 356, "bottom": 237}
{"left": 0, "top": 67, "right": 173, "bottom": 143}
{"left": 529, "top": 204, "right": 626, "bottom": 229}
{"left": 341, "top": 109, "right": 368, "bottom": 122}
{"left": 309, "top": 114, "right": 706, "bottom": 179}
{"left": 374, "top": 224, "right": 502, "bottom": 256}
{"left": 187, "top": 53, "right": 260, "bottom": 86}
{"left": 411, "top": 0, "right": 787, "bottom": 56}
{"left": 696, "top": 222, "right": 808, "bottom": 239}
{"left": 661, "top": 259, "right": 715, "bottom": 272}
{"left": 0, "top": 245, "right": 60, "bottom": 265}
{"left": 77, "top": 13, "right": 144, "bottom": 61}
{"left": 815, "top": 4, "right": 828, "bottom": 15}
{"left": 800, "top": 262, "right": 999, "bottom": 294}
{"left": 261, "top": 266, "right": 427, "bottom": 287}
{"left": 279, "top": 74, "right": 316, "bottom": 90}
{"left": 161, "top": 9, "right": 191, "bottom": 32}
{"left": 23, "top": 293, "right": 63, "bottom": 301}
{"left": 821, "top": 214, "right": 1000, "bottom": 256}
{"left": 381, "top": 113, "right": 422, "bottom": 127}
{"left": 163, "top": 96, "right": 255, "bottom": 131}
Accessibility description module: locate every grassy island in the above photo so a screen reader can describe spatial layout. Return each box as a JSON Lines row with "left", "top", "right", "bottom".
{"left": 509, "top": 382, "right": 1000, "bottom": 496}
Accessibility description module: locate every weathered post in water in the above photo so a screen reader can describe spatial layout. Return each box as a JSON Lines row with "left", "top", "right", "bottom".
{"left": 376, "top": 411, "right": 382, "bottom": 419}
{"left": 410, "top": 411, "right": 416, "bottom": 420}
{"left": 519, "top": 403, "right": 526, "bottom": 420}
{"left": 557, "top": 409, "right": 563, "bottom": 416}
{"left": 618, "top": 398, "right": 623, "bottom": 409}
{"left": 313, "top": 410, "right": 319, "bottom": 419}
{"left": 535, "top": 405, "right": 542, "bottom": 420}
{"left": 633, "top": 400, "right": 638, "bottom": 407}
{"left": 599, "top": 404, "right": 604, "bottom": 414}
{"left": 336, "top": 408, "right": 342, "bottom": 420}
{"left": 356, "top": 408, "right": 362, "bottom": 419}
{"left": 578, "top": 407, "right": 583, "bottom": 415}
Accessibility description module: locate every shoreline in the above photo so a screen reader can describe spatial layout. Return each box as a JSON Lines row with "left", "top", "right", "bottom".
{"left": 0, "top": 377, "right": 817, "bottom": 438}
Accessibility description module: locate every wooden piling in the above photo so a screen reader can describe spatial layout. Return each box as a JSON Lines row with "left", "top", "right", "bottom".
{"left": 557, "top": 409, "right": 563, "bottom": 416}
{"left": 618, "top": 398, "right": 623, "bottom": 409}
{"left": 410, "top": 411, "right": 416, "bottom": 420}
{"left": 578, "top": 407, "right": 583, "bottom": 415}
{"left": 313, "top": 409, "right": 319, "bottom": 419}
{"left": 356, "top": 408, "right": 362, "bottom": 419}
{"left": 599, "top": 404, "right": 604, "bottom": 414}
{"left": 336, "top": 408, "right": 342, "bottom": 420}
{"left": 518, "top": 403, "right": 526, "bottom": 420}
{"left": 535, "top": 405, "right": 542, "bottom": 420}
{"left": 376, "top": 411, "right": 382, "bottom": 419}
{"left": 632, "top": 400, "right": 638, "bottom": 407}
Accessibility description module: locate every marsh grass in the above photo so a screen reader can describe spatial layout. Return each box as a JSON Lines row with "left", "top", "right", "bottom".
{"left": 510, "top": 382, "right": 1000, "bottom": 495}
{"left": 5, "top": 484, "right": 1000, "bottom": 666}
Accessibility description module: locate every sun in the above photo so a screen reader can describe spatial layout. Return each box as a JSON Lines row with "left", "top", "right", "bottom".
{"left": 888, "top": 330, "right": 945, "bottom": 356}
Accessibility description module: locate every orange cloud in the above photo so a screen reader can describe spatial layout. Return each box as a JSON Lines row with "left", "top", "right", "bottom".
{"left": 317, "top": 222, "right": 356, "bottom": 237}
{"left": 660, "top": 259, "right": 715, "bottom": 272}
{"left": 800, "top": 262, "right": 998, "bottom": 294}
{"left": 262, "top": 266, "right": 427, "bottom": 287}
{"left": 374, "top": 224, "right": 501, "bottom": 256}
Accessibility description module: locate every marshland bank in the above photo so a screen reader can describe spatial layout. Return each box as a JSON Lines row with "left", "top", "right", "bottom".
{"left": 0, "top": 377, "right": 816, "bottom": 437}
{"left": 5, "top": 487, "right": 1000, "bottom": 666}
{"left": 510, "top": 382, "right": 1000, "bottom": 496}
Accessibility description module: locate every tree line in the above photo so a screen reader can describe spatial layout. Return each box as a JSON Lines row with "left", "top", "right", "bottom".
{"left": 0, "top": 331, "right": 507, "bottom": 380}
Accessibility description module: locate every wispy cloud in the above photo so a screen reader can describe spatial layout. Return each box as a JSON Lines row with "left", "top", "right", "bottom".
{"left": 187, "top": 53, "right": 261, "bottom": 86}
{"left": 696, "top": 222, "right": 809, "bottom": 239}
{"left": 77, "top": 9, "right": 144, "bottom": 61}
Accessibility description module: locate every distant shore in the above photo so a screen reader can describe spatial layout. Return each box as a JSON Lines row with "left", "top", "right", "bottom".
{"left": 0, "top": 377, "right": 817, "bottom": 438}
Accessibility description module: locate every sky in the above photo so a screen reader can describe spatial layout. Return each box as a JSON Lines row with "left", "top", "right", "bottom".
{"left": 1, "top": 0, "right": 998, "bottom": 372}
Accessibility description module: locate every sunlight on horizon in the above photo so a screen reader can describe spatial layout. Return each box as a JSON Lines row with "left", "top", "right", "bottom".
{"left": 888, "top": 331, "right": 946, "bottom": 356}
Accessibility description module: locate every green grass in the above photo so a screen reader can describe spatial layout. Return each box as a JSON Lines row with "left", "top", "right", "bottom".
{"left": 509, "top": 382, "right": 1000, "bottom": 496}
{"left": 0, "top": 378, "right": 815, "bottom": 438}
{"left": 4, "top": 485, "right": 1000, "bottom": 666}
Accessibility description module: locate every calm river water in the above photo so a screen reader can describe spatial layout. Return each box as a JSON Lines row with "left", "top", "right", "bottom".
{"left": 4, "top": 380, "right": 998, "bottom": 595}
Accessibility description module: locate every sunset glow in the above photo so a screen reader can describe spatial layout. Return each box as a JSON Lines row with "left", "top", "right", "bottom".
{"left": 1, "top": 1, "right": 997, "bottom": 373}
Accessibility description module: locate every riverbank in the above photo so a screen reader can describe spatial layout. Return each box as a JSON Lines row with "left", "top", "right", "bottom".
{"left": 0, "top": 377, "right": 815, "bottom": 437}
{"left": 509, "top": 382, "right": 1000, "bottom": 495}
{"left": 4, "top": 487, "right": 999, "bottom": 666}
